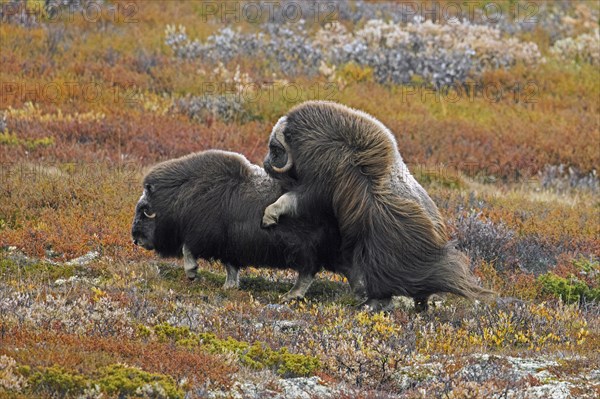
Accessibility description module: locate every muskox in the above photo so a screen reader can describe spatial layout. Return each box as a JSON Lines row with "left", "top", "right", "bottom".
{"left": 262, "top": 101, "right": 495, "bottom": 310}
{"left": 131, "top": 150, "right": 341, "bottom": 301}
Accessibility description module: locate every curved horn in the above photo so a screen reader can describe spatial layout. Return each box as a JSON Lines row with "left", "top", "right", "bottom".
{"left": 144, "top": 210, "right": 156, "bottom": 219}
{"left": 271, "top": 128, "right": 294, "bottom": 173}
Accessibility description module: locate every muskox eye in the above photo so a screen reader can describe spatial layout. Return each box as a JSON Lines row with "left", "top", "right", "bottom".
{"left": 270, "top": 145, "right": 288, "bottom": 169}
{"left": 143, "top": 210, "right": 156, "bottom": 219}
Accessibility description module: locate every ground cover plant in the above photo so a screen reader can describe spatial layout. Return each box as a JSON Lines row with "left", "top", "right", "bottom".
{"left": 0, "top": 0, "right": 598, "bottom": 397}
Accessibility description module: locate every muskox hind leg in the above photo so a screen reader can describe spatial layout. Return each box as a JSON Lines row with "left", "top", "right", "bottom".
{"left": 223, "top": 263, "right": 240, "bottom": 290}
{"left": 280, "top": 272, "right": 314, "bottom": 302}
{"left": 337, "top": 263, "right": 368, "bottom": 302}
{"left": 338, "top": 264, "right": 393, "bottom": 311}
{"left": 414, "top": 296, "right": 429, "bottom": 312}
{"left": 359, "top": 297, "right": 393, "bottom": 312}
{"left": 182, "top": 244, "right": 198, "bottom": 281}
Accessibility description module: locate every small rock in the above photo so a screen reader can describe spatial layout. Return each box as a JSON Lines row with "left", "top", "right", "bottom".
{"left": 519, "top": 381, "right": 574, "bottom": 399}
{"left": 66, "top": 251, "right": 100, "bottom": 266}
{"left": 278, "top": 377, "right": 335, "bottom": 399}
{"left": 265, "top": 304, "right": 292, "bottom": 312}
{"left": 273, "top": 320, "right": 302, "bottom": 332}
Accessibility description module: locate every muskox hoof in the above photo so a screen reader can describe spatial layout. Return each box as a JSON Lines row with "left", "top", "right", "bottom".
{"left": 414, "top": 297, "right": 429, "bottom": 312}
{"left": 261, "top": 205, "right": 279, "bottom": 228}
{"left": 222, "top": 280, "right": 239, "bottom": 290}
{"left": 359, "top": 297, "right": 392, "bottom": 312}
{"left": 280, "top": 292, "right": 305, "bottom": 303}
{"left": 261, "top": 215, "right": 278, "bottom": 228}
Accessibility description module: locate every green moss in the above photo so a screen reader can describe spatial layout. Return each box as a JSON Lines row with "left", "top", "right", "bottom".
{"left": 155, "top": 263, "right": 183, "bottom": 281}
{"left": 148, "top": 323, "right": 319, "bottom": 377}
{"left": 96, "top": 364, "right": 182, "bottom": 399}
{"left": 17, "top": 365, "right": 31, "bottom": 377}
{"left": 0, "top": 131, "right": 55, "bottom": 150}
{"left": 239, "top": 274, "right": 290, "bottom": 294}
{"left": 196, "top": 269, "right": 227, "bottom": 288}
{"left": 572, "top": 257, "right": 600, "bottom": 275}
{"left": 197, "top": 332, "right": 320, "bottom": 377}
{"left": 136, "top": 324, "right": 152, "bottom": 339}
{"left": 0, "top": 132, "right": 19, "bottom": 146}
{"left": 153, "top": 323, "right": 196, "bottom": 346}
{"left": 27, "top": 364, "right": 183, "bottom": 399}
{"left": 0, "top": 258, "right": 76, "bottom": 281}
{"left": 29, "top": 366, "right": 89, "bottom": 397}
{"left": 275, "top": 349, "right": 321, "bottom": 378}
{"left": 24, "top": 136, "right": 55, "bottom": 151}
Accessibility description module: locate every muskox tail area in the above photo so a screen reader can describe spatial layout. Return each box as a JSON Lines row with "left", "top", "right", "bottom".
{"left": 338, "top": 189, "right": 495, "bottom": 301}
{"left": 436, "top": 243, "right": 497, "bottom": 301}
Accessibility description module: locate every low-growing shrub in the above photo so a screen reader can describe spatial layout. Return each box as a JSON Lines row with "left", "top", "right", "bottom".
{"left": 0, "top": 131, "right": 55, "bottom": 150}
{"left": 149, "top": 323, "right": 320, "bottom": 378}
{"left": 538, "top": 273, "right": 596, "bottom": 304}
{"left": 0, "top": 355, "right": 28, "bottom": 392}
{"left": 551, "top": 29, "right": 600, "bottom": 65}
{"left": 165, "top": 17, "right": 542, "bottom": 87}
{"left": 27, "top": 363, "right": 183, "bottom": 399}
{"left": 96, "top": 364, "right": 182, "bottom": 399}
{"left": 29, "top": 366, "right": 89, "bottom": 397}
{"left": 174, "top": 94, "right": 249, "bottom": 124}
{"left": 539, "top": 164, "right": 599, "bottom": 193}
{"left": 165, "top": 23, "right": 321, "bottom": 77}
{"left": 201, "top": 334, "right": 320, "bottom": 378}
{"left": 452, "top": 211, "right": 561, "bottom": 274}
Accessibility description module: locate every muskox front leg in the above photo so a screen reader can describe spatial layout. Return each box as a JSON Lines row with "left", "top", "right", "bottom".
{"left": 182, "top": 244, "right": 198, "bottom": 281}
{"left": 280, "top": 272, "right": 314, "bottom": 302}
{"left": 223, "top": 263, "right": 240, "bottom": 290}
{"left": 262, "top": 192, "right": 298, "bottom": 228}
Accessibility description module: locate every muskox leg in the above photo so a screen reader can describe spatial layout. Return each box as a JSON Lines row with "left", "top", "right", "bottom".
{"left": 182, "top": 244, "right": 198, "bottom": 281}
{"left": 222, "top": 263, "right": 240, "bottom": 290}
{"left": 339, "top": 264, "right": 392, "bottom": 311}
{"left": 338, "top": 264, "right": 368, "bottom": 302}
{"left": 280, "top": 272, "right": 314, "bottom": 302}
{"left": 262, "top": 192, "right": 298, "bottom": 227}
{"left": 359, "top": 297, "right": 392, "bottom": 312}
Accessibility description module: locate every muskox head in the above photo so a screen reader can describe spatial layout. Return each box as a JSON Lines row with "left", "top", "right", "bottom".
{"left": 263, "top": 101, "right": 347, "bottom": 188}
{"left": 264, "top": 116, "right": 298, "bottom": 185}
{"left": 131, "top": 184, "right": 157, "bottom": 250}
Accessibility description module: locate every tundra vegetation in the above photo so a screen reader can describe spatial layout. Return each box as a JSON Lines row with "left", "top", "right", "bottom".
{"left": 0, "top": 1, "right": 598, "bottom": 398}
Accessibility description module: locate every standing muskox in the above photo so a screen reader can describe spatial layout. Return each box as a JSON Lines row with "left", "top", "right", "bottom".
{"left": 262, "top": 101, "right": 494, "bottom": 310}
{"left": 131, "top": 150, "right": 341, "bottom": 301}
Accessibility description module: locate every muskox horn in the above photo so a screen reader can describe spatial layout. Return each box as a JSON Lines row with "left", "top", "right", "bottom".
{"left": 144, "top": 210, "right": 156, "bottom": 219}
{"left": 271, "top": 129, "right": 294, "bottom": 173}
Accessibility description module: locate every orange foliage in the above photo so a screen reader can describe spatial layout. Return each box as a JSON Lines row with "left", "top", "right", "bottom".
{"left": 0, "top": 327, "right": 234, "bottom": 389}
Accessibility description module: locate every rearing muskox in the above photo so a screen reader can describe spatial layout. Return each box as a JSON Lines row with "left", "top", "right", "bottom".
{"left": 262, "top": 101, "right": 494, "bottom": 310}
{"left": 131, "top": 149, "right": 341, "bottom": 301}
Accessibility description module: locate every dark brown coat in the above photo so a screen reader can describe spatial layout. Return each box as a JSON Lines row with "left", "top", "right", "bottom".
{"left": 131, "top": 150, "right": 341, "bottom": 283}
{"left": 263, "top": 101, "right": 493, "bottom": 306}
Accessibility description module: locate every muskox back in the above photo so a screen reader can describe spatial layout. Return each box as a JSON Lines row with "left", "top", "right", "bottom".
{"left": 139, "top": 150, "right": 340, "bottom": 277}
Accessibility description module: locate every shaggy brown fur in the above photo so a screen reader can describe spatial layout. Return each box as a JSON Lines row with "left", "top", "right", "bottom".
{"left": 131, "top": 150, "right": 341, "bottom": 301}
{"left": 262, "top": 101, "right": 494, "bottom": 309}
